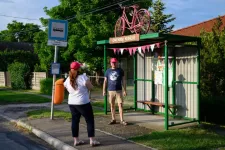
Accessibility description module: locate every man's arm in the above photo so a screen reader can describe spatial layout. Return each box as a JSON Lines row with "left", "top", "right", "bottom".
{"left": 103, "top": 77, "right": 107, "bottom": 96}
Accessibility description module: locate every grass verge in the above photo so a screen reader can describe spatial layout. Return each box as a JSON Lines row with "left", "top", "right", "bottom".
{"left": 91, "top": 100, "right": 134, "bottom": 110}
{"left": 27, "top": 108, "right": 104, "bottom": 121}
{"left": 0, "top": 90, "right": 50, "bottom": 104}
{"left": 129, "top": 127, "right": 225, "bottom": 150}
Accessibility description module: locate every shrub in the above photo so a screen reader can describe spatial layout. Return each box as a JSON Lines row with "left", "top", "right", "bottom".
{"left": 200, "top": 95, "right": 225, "bottom": 125}
{"left": 40, "top": 78, "right": 53, "bottom": 95}
{"left": 8, "top": 62, "right": 31, "bottom": 89}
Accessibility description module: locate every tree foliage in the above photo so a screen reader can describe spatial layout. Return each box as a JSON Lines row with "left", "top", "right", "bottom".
{"left": 34, "top": 0, "right": 152, "bottom": 72}
{"left": 150, "top": 0, "right": 175, "bottom": 33}
{"left": 200, "top": 17, "right": 225, "bottom": 96}
{"left": 0, "top": 21, "right": 40, "bottom": 42}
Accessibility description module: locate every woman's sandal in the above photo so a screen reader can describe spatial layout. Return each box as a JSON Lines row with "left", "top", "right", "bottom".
{"left": 120, "top": 120, "right": 128, "bottom": 126}
{"left": 74, "top": 140, "right": 85, "bottom": 146}
{"left": 90, "top": 140, "right": 100, "bottom": 147}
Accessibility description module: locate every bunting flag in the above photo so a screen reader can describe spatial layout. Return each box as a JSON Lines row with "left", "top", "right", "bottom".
{"left": 156, "top": 43, "right": 160, "bottom": 48}
{"left": 113, "top": 48, "right": 117, "bottom": 54}
{"left": 150, "top": 44, "right": 155, "bottom": 52}
{"left": 128, "top": 48, "right": 133, "bottom": 56}
{"left": 141, "top": 46, "right": 146, "bottom": 53}
{"left": 108, "top": 42, "right": 162, "bottom": 56}
{"left": 120, "top": 48, "right": 124, "bottom": 55}
{"left": 132, "top": 47, "right": 137, "bottom": 54}
{"left": 146, "top": 45, "right": 150, "bottom": 52}
{"left": 138, "top": 47, "right": 142, "bottom": 54}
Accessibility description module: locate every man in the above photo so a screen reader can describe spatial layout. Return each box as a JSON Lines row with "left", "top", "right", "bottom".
{"left": 103, "top": 58, "right": 127, "bottom": 125}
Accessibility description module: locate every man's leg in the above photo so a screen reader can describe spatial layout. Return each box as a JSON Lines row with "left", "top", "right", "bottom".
{"left": 118, "top": 102, "right": 124, "bottom": 121}
{"left": 117, "top": 91, "right": 127, "bottom": 125}
{"left": 108, "top": 91, "right": 116, "bottom": 124}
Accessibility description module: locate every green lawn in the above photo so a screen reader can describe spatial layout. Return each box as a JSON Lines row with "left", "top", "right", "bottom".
{"left": 27, "top": 108, "right": 104, "bottom": 121}
{"left": 0, "top": 90, "right": 50, "bottom": 104}
{"left": 91, "top": 100, "right": 133, "bottom": 110}
{"left": 129, "top": 128, "right": 225, "bottom": 150}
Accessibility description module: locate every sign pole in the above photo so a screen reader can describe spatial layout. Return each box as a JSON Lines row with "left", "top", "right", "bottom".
{"left": 50, "top": 45, "right": 59, "bottom": 120}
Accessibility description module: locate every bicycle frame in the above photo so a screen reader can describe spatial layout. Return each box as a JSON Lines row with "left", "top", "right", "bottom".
{"left": 121, "top": 6, "right": 141, "bottom": 33}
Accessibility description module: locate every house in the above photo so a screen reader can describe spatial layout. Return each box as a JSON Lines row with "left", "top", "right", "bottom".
{"left": 172, "top": 15, "right": 225, "bottom": 36}
{"left": 0, "top": 42, "right": 33, "bottom": 52}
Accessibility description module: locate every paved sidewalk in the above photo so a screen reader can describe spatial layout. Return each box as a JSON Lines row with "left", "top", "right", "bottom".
{"left": 0, "top": 102, "right": 154, "bottom": 150}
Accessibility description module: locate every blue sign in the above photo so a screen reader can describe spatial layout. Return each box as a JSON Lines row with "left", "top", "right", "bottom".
{"left": 51, "top": 63, "right": 60, "bottom": 75}
{"left": 48, "top": 19, "right": 68, "bottom": 41}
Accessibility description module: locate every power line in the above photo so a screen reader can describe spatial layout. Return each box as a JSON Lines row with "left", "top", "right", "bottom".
{"left": 0, "top": 0, "right": 134, "bottom": 38}
{"left": 0, "top": 14, "right": 39, "bottom": 20}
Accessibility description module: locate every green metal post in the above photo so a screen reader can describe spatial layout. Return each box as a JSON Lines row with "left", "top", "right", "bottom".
{"left": 164, "top": 40, "right": 169, "bottom": 130}
{"left": 134, "top": 52, "right": 137, "bottom": 111}
{"left": 172, "top": 54, "right": 176, "bottom": 117}
{"left": 197, "top": 40, "right": 201, "bottom": 124}
{"left": 152, "top": 56, "right": 155, "bottom": 114}
{"left": 104, "top": 45, "right": 107, "bottom": 115}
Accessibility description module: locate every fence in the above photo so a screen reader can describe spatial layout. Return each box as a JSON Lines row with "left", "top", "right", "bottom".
{"left": 0, "top": 72, "right": 46, "bottom": 90}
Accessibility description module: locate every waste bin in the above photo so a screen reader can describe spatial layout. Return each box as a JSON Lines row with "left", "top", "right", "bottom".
{"left": 54, "top": 78, "right": 64, "bottom": 104}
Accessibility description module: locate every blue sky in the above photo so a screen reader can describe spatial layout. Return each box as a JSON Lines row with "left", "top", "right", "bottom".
{"left": 0, "top": 0, "right": 225, "bottom": 31}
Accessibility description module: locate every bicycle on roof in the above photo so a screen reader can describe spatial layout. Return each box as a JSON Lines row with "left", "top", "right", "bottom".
{"left": 114, "top": 4, "right": 150, "bottom": 37}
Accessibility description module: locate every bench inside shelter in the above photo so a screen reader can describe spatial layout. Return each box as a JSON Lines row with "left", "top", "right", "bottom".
{"left": 137, "top": 101, "right": 180, "bottom": 115}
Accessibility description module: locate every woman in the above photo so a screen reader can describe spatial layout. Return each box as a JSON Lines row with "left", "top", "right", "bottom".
{"left": 64, "top": 61, "right": 100, "bottom": 146}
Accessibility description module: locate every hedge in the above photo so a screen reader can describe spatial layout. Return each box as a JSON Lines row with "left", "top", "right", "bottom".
{"left": 8, "top": 62, "right": 31, "bottom": 89}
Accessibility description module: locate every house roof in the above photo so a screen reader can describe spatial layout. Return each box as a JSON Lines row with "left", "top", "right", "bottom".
{"left": 172, "top": 15, "right": 225, "bottom": 37}
{"left": 0, "top": 42, "right": 34, "bottom": 52}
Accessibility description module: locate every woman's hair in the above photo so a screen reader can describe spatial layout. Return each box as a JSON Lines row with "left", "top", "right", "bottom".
{"left": 69, "top": 70, "right": 80, "bottom": 90}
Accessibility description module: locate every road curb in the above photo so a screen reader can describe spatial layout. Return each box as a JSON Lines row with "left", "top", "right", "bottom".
{"left": 0, "top": 114, "right": 77, "bottom": 150}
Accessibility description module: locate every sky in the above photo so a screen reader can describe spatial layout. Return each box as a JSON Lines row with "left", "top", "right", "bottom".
{"left": 0, "top": 0, "right": 225, "bottom": 31}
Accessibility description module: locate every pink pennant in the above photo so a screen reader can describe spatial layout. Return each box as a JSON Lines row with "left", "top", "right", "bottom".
{"left": 156, "top": 43, "right": 160, "bottom": 48}
{"left": 146, "top": 45, "right": 150, "bottom": 52}
{"left": 113, "top": 48, "right": 117, "bottom": 54}
{"left": 128, "top": 48, "right": 133, "bottom": 56}
{"left": 141, "top": 46, "right": 146, "bottom": 53}
{"left": 132, "top": 47, "right": 137, "bottom": 54}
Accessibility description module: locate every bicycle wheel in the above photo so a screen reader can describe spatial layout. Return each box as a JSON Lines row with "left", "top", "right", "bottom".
{"left": 114, "top": 17, "right": 125, "bottom": 37}
{"left": 135, "top": 9, "right": 150, "bottom": 34}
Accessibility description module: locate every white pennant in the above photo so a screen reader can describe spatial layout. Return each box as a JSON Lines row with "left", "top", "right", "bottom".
{"left": 138, "top": 47, "right": 142, "bottom": 54}
{"left": 120, "top": 48, "right": 124, "bottom": 55}
{"left": 150, "top": 44, "right": 155, "bottom": 52}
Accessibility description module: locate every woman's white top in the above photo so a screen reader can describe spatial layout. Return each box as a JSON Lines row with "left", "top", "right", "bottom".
{"left": 63, "top": 74, "right": 90, "bottom": 105}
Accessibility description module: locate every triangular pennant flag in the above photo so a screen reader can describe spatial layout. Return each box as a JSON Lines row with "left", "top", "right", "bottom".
{"left": 141, "top": 46, "right": 146, "bottom": 53}
{"left": 120, "top": 48, "right": 124, "bottom": 55}
{"left": 128, "top": 48, "right": 133, "bottom": 56}
{"left": 146, "top": 45, "right": 150, "bottom": 52}
{"left": 156, "top": 43, "right": 160, "bottom": 48}
{"left": 117, "top": 49, "right": 120, "bottom": 55}
{"left": 150, "top": 44, "right": 155, "bottom": 52}
{"left": 138, "top": 47, "right": 142, "bottom": 54}
{"left": 113, "top": 48, "right": 117, "bottom": 54}
{"left": 133, "top": 47, "right": 137, "bottom": 54}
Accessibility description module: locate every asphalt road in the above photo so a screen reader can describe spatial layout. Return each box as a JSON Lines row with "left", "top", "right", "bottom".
{"left": 0, "top": 116, "right": 55, "bottom": 150}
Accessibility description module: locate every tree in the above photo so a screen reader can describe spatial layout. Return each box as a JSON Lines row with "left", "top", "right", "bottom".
{"left": 34, "top": 0, "right": 153, "bottom": 75}
{"left": 200, "top": 17, "right": 225, "bottom": 96}
{"left": 0, "top": 21, "right": 40, "bottom": 42}
{"left": 150, "top": 0, "right": 175, "bottom": 33}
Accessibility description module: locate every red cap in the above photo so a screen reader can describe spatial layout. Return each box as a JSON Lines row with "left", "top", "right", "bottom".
{"left": 110, "top": 58, "right": 118, "bottom": 63}
{"left": 70, "top": 62, "right": 81, "bottom": 70}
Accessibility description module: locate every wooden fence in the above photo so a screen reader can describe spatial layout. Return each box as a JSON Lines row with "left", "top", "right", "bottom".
{"left": 0, "top": 72, "right": 46, "bottom": 90}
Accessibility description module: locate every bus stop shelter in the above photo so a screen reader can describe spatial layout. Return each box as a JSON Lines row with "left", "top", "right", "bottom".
{"left": 97, "top": 33, "right": 201, "bottom": 130}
